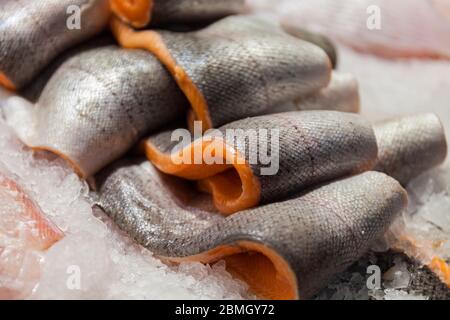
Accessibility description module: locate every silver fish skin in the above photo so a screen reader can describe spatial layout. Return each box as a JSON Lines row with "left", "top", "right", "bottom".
{"left": 111, "top": 0, "right": 245, "bottom": 28}
{"left": 374, "top": 113, "right": 448, "bottom": 186}
{"left": 269, "top": 72, "right": 360, "bottom": 114}
{"left": 145, "top": 111, "right": 377, "bottom": 211}
{"left": 217, "top": 111, "right": 377, "bottom": 204}
{"left": 20, "top": 35, "right": 115, "bottom": 103}
{"left": 3, "top": 45, "right": 188, "bottom": 178}
{"left": 0, "top": 0, "right": 110, "bottom": 90}
{"left": 96, "top": 160, "right": 407, "bottom": 299}
{"left": 151, "top": 0, "right": 246, "bottom": 26}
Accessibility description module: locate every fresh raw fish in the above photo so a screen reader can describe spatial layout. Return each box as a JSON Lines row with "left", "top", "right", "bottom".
{"left": 247, "top": 0, "right": 450, "bottom": 60}
{"left": 112, "top": 15, "right": 332, "bottom": 130}
{"left": 270, "top": 72, "right": 360, "bottom": 114}
{"left": 0, "top": 0, "right": 110, "bottom": 90}
{"left": 110, "top": 0, "right": 245, "bottom": 28}
{"left": 374, "top": 113, "right": 448, "bottom": 186}
{"left": 143, "top": 111, "right": 377, "bottom": 214}
{"left": 3, "top": 45, "right": 188, "bottom": 178}
{"left": 96, "top": 160, "right": 407, "bottom": 300}
{"left": 281, "top": 24, "right": 338, "bottom": 68}
{"left": 0, "top": 172, "right": 63, "bottom": 299}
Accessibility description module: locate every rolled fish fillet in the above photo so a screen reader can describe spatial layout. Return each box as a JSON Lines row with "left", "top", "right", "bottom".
{"left": 268, "top": 72, "right": 360, "bottom": 114}
{"left": 143, "top": 111, "right": 378, "bottom": 214}
{"left": 374, "top": 113, "right": 448, "bottom": 186}
{"left": 281, "top": 23, "right": 338, "bottom": 69}
{"left": 112, "top": 15, "right": 332, "bottom": 130}
{"left": 0, "top": 0, "right": 110, "bottom": 90}
{"left": 3, "top": 45, "right": 188, "bottom": 178}
{"left": 110, "top": 0, "right": 245, "bottom": 28}
{"left": 96, "top": 160, "right": 407, "bottom": 300}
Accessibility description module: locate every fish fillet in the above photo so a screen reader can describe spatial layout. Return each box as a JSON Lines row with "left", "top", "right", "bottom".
{"left": 111, "top": 15, "right": 332, "bottom": 130}
{"left": 95, "top": 160, "right": 407, "bottom": 300}
{"left": 143, "top": 111, "right": 377, "bottom": 214}
{"left": 3, "top": 45, "right": 188, "bottom": 178}
{"left": 110, "top": 0, "right": 245, "bottom": 28}
{"left": 281, "top": 24, "right": 338, "bottom": 68}
{"left": 248, "top": 0, "right": 450, "bottom": 60}
{"left": 374, "top": 113, "right": 448, "bottom": 186}
{"left": 0, "top": 0, "right": 110, "bottom": 90}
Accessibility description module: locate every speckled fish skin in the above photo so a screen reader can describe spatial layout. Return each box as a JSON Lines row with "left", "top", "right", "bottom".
{"left": 155, "top": 15, "right": 332, "bottom": 127}
{"left": 219, "top": 111, "right": 377, "bottom": 204}
{"left": 374, "top": 113, "right": 448, "bottom": 186}
{"left": 3, "top": 45, "right": 188, "bottom": 178}
{"left": 151, "top": 0, "right": 246, "bottom": 26}
{"left": 96, "top": 160, "right": 407, "bottom": 299}
{"left": 20, "top": 35, "right": 115, "bottom": 103}
{"left": 0, "top": 0, "right": 110, "bottom": 89}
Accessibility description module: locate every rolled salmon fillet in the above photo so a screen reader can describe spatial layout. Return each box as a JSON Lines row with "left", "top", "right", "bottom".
{"left": 112, "top": 15, "right": 332, "bottom": 130}
{"left": 95, "top": 160, "right": 407, "bottom": 300}
{"left": 143, "top": 111, "right": 378, "bottom": 214}
{"left": 269, "top": 72, "right": 360, "bottom": 114}
{"left": 0, "top": 0, "right": 110, "bottom": 90}
{"left": 374, "top": 113, "right": 448, "bottom": 186}
{"left": 3, "top": 45, "right": 189, "bottom": 178}
{"left": 110, "top": 0, "right": 245, "bottom": 28}
{"left": 281, "top": 23, "right": 338, "bottom": 69}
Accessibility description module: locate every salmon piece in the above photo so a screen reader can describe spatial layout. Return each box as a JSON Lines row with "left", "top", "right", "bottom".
{"left": 0, "top": 173, "right": 63, "bottom": 251}
{"left": 0, "top": 173, "right": 63, "bottom": 299}
{"left": 143, "top": 111, "right": 377, "bottom": 214}
{"left": 3, "top": 44, "right": 188, "bottom": 178}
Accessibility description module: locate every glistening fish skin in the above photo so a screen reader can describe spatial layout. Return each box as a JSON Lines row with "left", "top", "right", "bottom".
{"left": 218, "top": 111, "right": 377, "bottom": 204}
{"left": 96, "top": 160, "right": 407, "bottom": 299}
{"left": 0, "top": 0, "right": 110, "bottom": 89}
{"left": 3, "top": 45, "right": 188, "bottom": 178}
{"left": 151, "top": 0, "right": 246, "bottom": 26}
{"left": 145, "top": 111, "right": 377, "bottom": 214}
{"left": 374, "top": 113, "right": 448, "bottom": 186}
